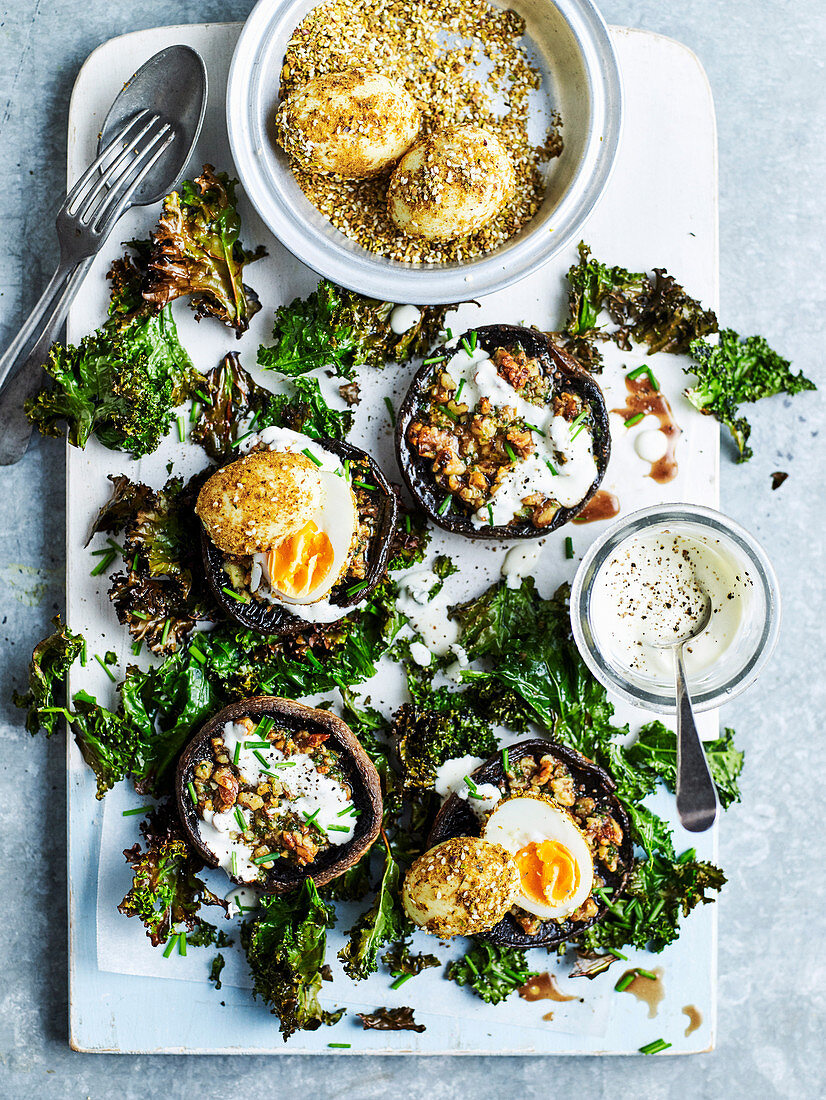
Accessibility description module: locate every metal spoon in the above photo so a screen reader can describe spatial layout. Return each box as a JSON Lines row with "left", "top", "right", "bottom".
{"left": 652, "top": 592, "right": 719, "bottom": 832}
{"left": 0, "top": 44, "right": 208, "bottom": 465}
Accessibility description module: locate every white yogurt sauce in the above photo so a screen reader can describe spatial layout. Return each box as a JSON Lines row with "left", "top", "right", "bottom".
{"left": 439, "top": 346, "right": 598, "bottom": 528}
{"left": 434, "top": 755, "right": 502, "bottom": 819}
{"left": 389, "top": 304, "right": 421, "bottom": 334}
{"left": 196, "top": 719, "right": 356, "bottom": 883}
{"left": 396, "top": 571, "right": 459, "bottom": 656}
{"left": 501, "top": 542, "right": 544, "bottom": 589}
{"left": 409, "top": 641, "right": 432, "bottom": 667}
{"left": 590, "top": 528, "right": 752, "bottom": 681}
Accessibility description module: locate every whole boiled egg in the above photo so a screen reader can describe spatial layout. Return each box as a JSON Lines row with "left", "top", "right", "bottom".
{"left": 483, "top": 794, "right": 594, "bottom": 921}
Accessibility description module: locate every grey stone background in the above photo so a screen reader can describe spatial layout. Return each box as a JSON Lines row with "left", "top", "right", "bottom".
{"left": 0, "top": 0, "right": 823, "bottom": 1096}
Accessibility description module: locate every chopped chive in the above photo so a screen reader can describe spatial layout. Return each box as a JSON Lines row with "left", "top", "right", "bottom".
{"left": 571, "top": 422, "right": 588, "bottom": 440}
{"left": 221, "top": 586, "right": 248, "bottom": 603}
{"left": 189, "top": 645, "right": 205, "bottom": 665}
{"left": 438, "top": 404, "right": 458, "bottom": 422}
{"left": 177, "top": 416, "right": 186, "bottom": 443}
{"left": 384, "top": 396, "right": 396, "bottom": 426}
{"left": 609, "top": 949, "right": 628, "bottom": 960}
{"left": 302, "top": 447, "right": 323, "bottom": 467}
{"left": 256, "top": 716, "right": 275, "bottom": 738}
{"left": 90, "top": 546, "right": 114, "bottom": 557}
{"left": 94, "top": 654, "right": 117, "bottom": 682}
{"left": 639, "top": 1039, "right": 671, "bottom": 1055}
{"left": 487, "top": 504, "right": 494, "bottom": 526}
{"left": 122, "top": 805, "right": 153, "bottom": 817}
{"left": 163, "top": 936, "right": 177, "bottom": 958}
{"left": 230, "top": 430, "right": 257, "bottom": 449}
{"left": 306, "top": 650, "right": 323, "bottom": 668}
{"left": 131, "top": 552, "right": 139, "bottom": 571}
{"left": 106, "top": 539, "right": 124, "bottom": 553}
{"left": 234, "top": 807, "right": 246, "bottom": 833}
{"left": 525, "top": 423, "right": 545, "bottom": 436}
{"left": 570, "top": 411, "right": 588, "bottom": 434}
{"left": 445, "top": 327, "right": 454, "bottom": 340}
{"left": 132, "top": 610, "right": 149, "bottom": 621}
{"left": 464, "top": 956, "right": 479, "bottom": 976}
{"left": 627, "top": 365, "right": 660, "bottom": 391}
{"left": 160, "top": 619, "right": 171, "bottom": 647}
{"left": 678, "top": 847, "right": 696, "bottom": 864}
{"left": 545, "top": 459, "right": 558, "bottom": 476}
{"left": 463, "top": 775, "right": 480, "bottom": 797}
{"left": 244, "top": 740, "right": 272, "bottom": 750}
{"left": 565, "top": 536, "right": 574, "bottom": 559}
{"left": 338, "top": 805, "right": 358, "bottom": 817}
{"left": 178, "top": 931, "right": 187, "bottom": 957}
{"left": 187, "top": 781, "right": 198, "bottom": 806}
{"left": 455, "top": 378, "right": 465, "bottom": 401}
{"left": 252, "top": 852, "right": 276, "bottom": 866}
{"left": 189, "top": 401, "right": 200, "bottom": 424}
{"left": 636, "top": 969, "right": 657, "bottom": 981}
{"left": 233, "top": 740, "right": 242, "bottom": 766}
{"left": 253, "top": 749, "right": 271, "bottom": 771}
{"left": 469, "top": 329, "right": 478, "bottom": 352}
{"left": 346, "top": 580, "right": 371, "bottom": 596}
{"left": 303, "top": 808, "right": 322, "bottom": 827}
{"left": 624, "top": 412, "right": 645, "bottom": 428}
{"left": 194, "top": 388, "right": 212, "bottom": 405}
{"left": 423, "top": 354, "right": 447, "bottom": 365}
{"left": 328, "top": 1043, "right": 351, "bottom": 1048}
{"left": 404, "top": 514, "right": 412, "bottom": 533}
{"left": 648, "top": 898, "right": 665, "bottom": 920}
{"left": 90, "top": 551, "right": 116, "bottom": 576}
{"left": 353, "top": 481, "right": 377, "bottom": 491}
{"left": 231, "top": 851, "right": 238, "bottom": 877}
{"left": 504, "top": 441, "right": 518, "bottom": 463}
{"left": 270, "top": 761, "right": 297, "bottom": 768}
{"left": 343, "top": 460, "right": 351, "bottom": 479}
{"left": 437, "top": 495, "right": 452, "bottom": 516}
{"left": 327, "top": 824, "right": 350, "bottom": 833}
{"left": 614, "top": 972, "right": 636, "bottom": 992}
{"left": 391, "top": 973, "right": 413, "bottom": 990}
{"left": 502, "top": 747, "right": 510, "bottom": 773}
{"left": 80, "top": 639, "right": 87, "bottom": 667}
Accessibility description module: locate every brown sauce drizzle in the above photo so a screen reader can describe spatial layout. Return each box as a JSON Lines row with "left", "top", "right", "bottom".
{"left": 617, "top": 967, "right": 665, "bottom": 1018}
{"left": 542, "top": 1011, "right": 555, "bottom": 1022}
{"left": 613, "top": 375, "right": 681, "bottom": 484}
{"left": 573, "top": 489, "right": 620, "bottom": 524}
{"left": 682, "top": 1004, "right": 702, "bottom": 1036}
{"left": 518, "top": 972, "right": 580, "bottom": 1003}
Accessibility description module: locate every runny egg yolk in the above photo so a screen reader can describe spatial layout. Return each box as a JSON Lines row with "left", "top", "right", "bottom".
{"left": 267, "top": 520, "right": 335, "bottom": 598}
{"left": 515, "top": 840, "right": 580, "bottom": 907}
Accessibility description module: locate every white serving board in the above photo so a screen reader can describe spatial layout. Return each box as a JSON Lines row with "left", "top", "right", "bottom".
{"left": 67, "top": 21, "right": 720, "bottom": 1054}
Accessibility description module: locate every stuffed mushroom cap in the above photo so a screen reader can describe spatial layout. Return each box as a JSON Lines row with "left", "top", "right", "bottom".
{"left": 402, "top": 836, "right": 521, "bottom": 937}
{"left": 276, "top": 69, "right": 421, "bottom": 179}
{"left": 387, "top": 125, "right": 515, "bottom": 241}
{"left": 195, "top": 450, "right": 323, "bottom": 557}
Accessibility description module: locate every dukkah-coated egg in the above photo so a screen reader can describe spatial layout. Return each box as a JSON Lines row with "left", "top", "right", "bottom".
{"left": 483, "top": 794, "right": 594, "bottom": 920}
{"left": 387, "top": 125, "right": 515, "bottom": 241}
{"left": 275, "top": 70, "right": 421, "bottom": 179}
{"left": 402, "top": 836, "right": 520, "bottom": 937}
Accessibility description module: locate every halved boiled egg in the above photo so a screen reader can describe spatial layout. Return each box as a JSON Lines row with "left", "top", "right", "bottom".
{"left": 483, "top": 794, "right": 594, "bottom": 920}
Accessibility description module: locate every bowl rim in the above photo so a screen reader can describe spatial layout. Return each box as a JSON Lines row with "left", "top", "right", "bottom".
{"left": 226, "top": 0, "right": 624, "bottom": 304}
{"left": 569, "top": 503, "right": 782, "bottom": 714}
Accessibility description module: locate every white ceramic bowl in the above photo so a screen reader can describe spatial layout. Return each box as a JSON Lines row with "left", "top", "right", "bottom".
{"left": 226, "top": 0, "right": 623, "bottom": 303}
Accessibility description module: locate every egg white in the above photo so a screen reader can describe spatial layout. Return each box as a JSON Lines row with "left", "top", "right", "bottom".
{"left": 483, "top": 795, "right": 594, "bottom": 920}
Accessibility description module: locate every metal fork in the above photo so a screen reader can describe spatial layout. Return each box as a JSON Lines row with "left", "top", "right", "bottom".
{"left": 0, "top": 109, "right": 174, "bottom": 395}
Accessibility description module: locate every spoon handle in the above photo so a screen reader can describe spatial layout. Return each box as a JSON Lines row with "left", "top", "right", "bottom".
{"left": 674, "top": 645, "right": 719, "bottom": 832}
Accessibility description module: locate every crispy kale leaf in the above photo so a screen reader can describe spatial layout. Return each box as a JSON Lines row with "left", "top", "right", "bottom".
{"left": 258, "top": 279, "right": 452, "bottom": 378}
{"left": 447, "top": 941, "right": 538, "bottom": 1005}
{"left": 25, "top": 305, "right": 195, "bottom": 457}
{"left": 118, "top": 804, "right": 226, "bottom": 946}
{"left": 141, "top": 165, "right": 266, "bottom": 336}
{"left": 208, "top": 954, "right": 226, "bottom": 989}
{"left": 264, "top": 374, "right": 352, "bottom": 441}
{"left": 686, "top": 329, "right": 815, "bottom": 461}
{"left": 13, "top": 617, "right": 84, "bottom": 736}
{"left": 626, "top": 721, "right": 744, "bottom": 810}
{"left": 356, "top": 1007, "right": 426, "bottom": 1032}
{"left": 90, "top": 472, "right": 212, "bottom": 654}
{"left": 566, "top": 241, "right": 646, "bottom": 339}
{"left": 394, "top": 694, "right": 498, "bottom": 792}
{"left": 339, "top": 844, "right": 408, "bottom": 981}
{"left": 71, "top": 689, "right": 147, "bottom": 798}
{"left": 240, "top": 880, "right": 344, "bottom": 1040}
{"left": 382, "top": 941, "right": 440, "bottom": 977}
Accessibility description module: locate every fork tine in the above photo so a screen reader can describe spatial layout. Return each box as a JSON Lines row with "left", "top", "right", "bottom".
{"left": 63, "top": 109, "right": 154, "bottom": 215}
{"left": 91, "top": 128, "right": 176, "bottom": 236}
{"left": 75, "top": 117, "right": 169, "bottom": 224}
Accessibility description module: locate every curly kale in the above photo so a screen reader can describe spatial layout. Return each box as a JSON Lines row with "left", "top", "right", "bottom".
{"left": 393, "top": 694, "right": 498, "bottom": 792}
{"left": 119, "top": 804, "right": 227, "bottom": 946}
{"left": 626, "top": 721, "right": 744, "bottom": 811}
{"left": 208, "top": 953, "right": 226, "bottom": 989}
{"left": 240, "top": 880, "right": 344, "bottom": 1040}
{"left": 686, "top": 329, "right": 815, "bottom": 461}
{"left": 140, "top": 165, "right": 266, "bottom": 336}
{"left": 258, "top": 279, "right": 453, "bottom": 378}
{"left": 357, "top": 1007, "right": 425, "bottom": 1032}
{"left": 382, "top": 941, "right": 440, "bottom": 977}
{"left": 339, "top": 843, "right": 408, "bottom": 981}
{"left": 13, "top": 617, "right": 84, "bottom": 736}
{"left": 265, "top": 374, "right": 353, "bottom": 441}
{"left": 447, "top": 942, "right": 538, "bottom": 1005}
{"left": 25, "top": 306, "right": 195, "bottom": 457}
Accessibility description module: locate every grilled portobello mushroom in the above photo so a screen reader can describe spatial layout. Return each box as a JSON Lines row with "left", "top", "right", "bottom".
{"left": 176, "top": 696, "right": 382, "bottom": 894}
{"left": 396, "top": 324, "right": 610, "bottom": 538}
{"left": 199, "top": 437, "right": 398, "bottom": 635}
{"left": 427, "top": 738, "right": 633, "bottom": 947}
